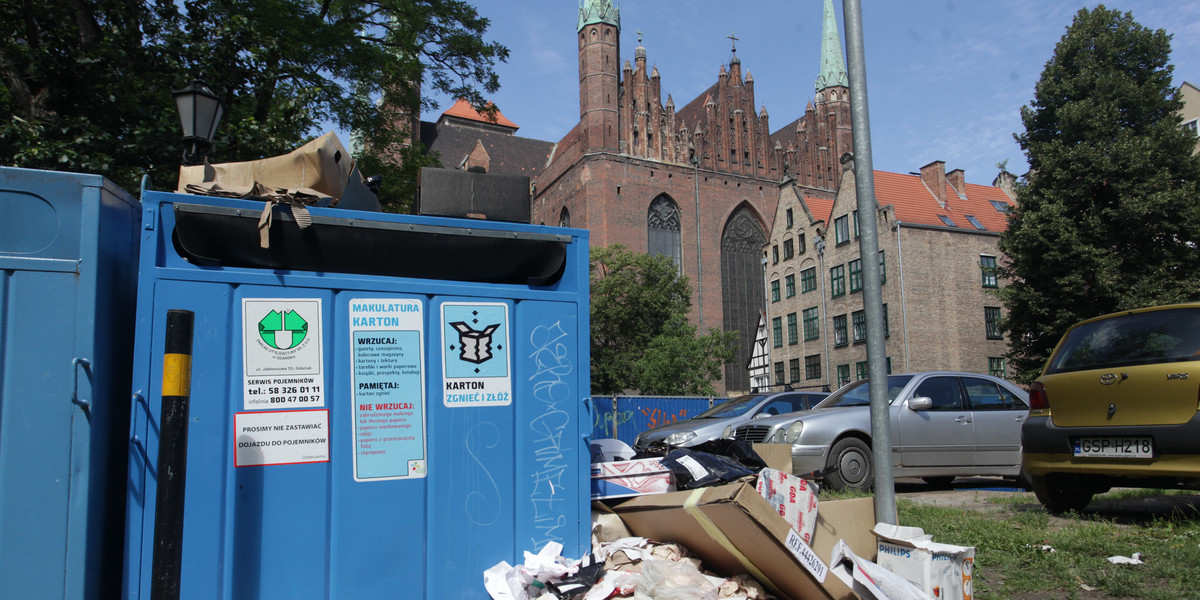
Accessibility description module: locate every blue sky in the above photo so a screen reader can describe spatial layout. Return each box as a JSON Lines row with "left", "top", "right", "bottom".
{"left": 415, "top": 1, "right": 1200, "bottom": 186}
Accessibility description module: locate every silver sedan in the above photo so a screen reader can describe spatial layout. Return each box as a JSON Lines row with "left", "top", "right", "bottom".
{"left": 729, "top": 372, "right": 1030, "bottom": 491}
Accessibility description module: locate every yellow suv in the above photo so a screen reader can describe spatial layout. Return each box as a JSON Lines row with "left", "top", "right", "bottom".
{"left": 1022, "top": 303, "right": 1200, "bottom": 512}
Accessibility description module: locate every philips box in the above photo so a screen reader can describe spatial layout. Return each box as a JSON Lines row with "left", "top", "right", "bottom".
{"left": 874, "top": 524, "right": 975, "bottom": 600}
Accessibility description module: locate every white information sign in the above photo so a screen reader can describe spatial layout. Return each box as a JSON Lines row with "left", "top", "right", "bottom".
{"left": 242, "top": 298, "right": 325, "bottom": 410}
{"left": 234, "top": 409, "right": 329, "bottom": 467}
{"left": 350, "top": 299, "right": 427, "bottom": 481}
{"left": 441, "top": 302, "right": 512, "bottom": 407}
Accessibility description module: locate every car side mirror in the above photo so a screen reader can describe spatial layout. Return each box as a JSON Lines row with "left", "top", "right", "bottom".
{"left": 908, "top": 396, "right": 933, "bottom": 411}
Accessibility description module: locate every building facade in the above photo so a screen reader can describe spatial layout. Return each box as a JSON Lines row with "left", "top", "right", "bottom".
{"left": 531, "top": 0, "right": 852, "bottom": 393}
{"left": 764, "top": 158, "right": 1018, "bottom": 390}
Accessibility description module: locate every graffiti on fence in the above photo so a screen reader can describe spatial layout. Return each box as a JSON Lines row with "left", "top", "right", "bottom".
{"left": 590, "top": 397, "right": 714, "bottom": 446}
{"left": 592, "top": 408, "right": 633, "bottom": 438}
{"left": 640, "top": 407, "right": 690, "bottom": 430}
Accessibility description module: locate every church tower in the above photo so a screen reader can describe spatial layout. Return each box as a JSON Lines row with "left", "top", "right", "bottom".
{"left": 577, "top": 0, "right": 620, "bottom": 153}
{"left": 811, "top": 0, "right": 853, "bottom": 187}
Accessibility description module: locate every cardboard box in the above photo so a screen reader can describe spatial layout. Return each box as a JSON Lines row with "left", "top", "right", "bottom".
{"left": 614, "top": 482, "right": 876, "bottom": 600}
{"left": 874, "top": 524, "right": 975, "bottom": 600}
{"left": 751, "top": 442, "right": 794, "bottom": 473}
{"left": 590, "top": 457, "right": 674, "bottom": 500}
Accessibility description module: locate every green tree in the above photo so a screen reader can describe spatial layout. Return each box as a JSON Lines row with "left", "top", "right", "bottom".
{"left": 0, "top": 0, "right": 507, "bottom": 211}
{"left": 590, "top": 245, "right": 737, "bottom": 395}
{"left": 998, "top": 5, "right": 1200, "bottom": 383}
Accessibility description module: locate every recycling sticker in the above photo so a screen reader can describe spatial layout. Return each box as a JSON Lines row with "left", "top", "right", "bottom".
{"left": 243, "top": 298, "right": 325, "bottom": 410}
{"left": 441, "top": 302, "right": 511, "bottom": 407}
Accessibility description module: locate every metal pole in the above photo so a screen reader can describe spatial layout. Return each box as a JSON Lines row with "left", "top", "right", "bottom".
{"left": 151, "top": 309, "right": 195, "bottom": 600}
{"left": 842, "top": 0, "right": 896, "bottom": 524}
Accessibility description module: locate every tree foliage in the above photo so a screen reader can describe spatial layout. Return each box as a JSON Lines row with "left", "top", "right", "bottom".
{"left": 590, "top": 245, "right": 737, "bottom": 396}
{"left": 0, "top": 0, "right": 507, "bottom": 211}
{"left": 998, "top": 5, "right": 1200, "bottom": 383}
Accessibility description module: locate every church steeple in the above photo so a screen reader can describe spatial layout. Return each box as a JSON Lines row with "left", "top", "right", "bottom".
{"left": 814, "top": 0, "right": 849, "bottom": 91}
{"left": 578, "top": 0, "right": 619, "bottom": 32}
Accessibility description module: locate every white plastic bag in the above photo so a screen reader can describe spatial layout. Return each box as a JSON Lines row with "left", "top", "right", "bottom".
{"left": 632, "top": 559, "right": 719, "bottom": 600}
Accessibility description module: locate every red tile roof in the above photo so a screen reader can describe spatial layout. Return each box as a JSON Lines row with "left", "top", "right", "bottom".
{"left": 804, "top": 195, "right": 834, "bottom": 224}
{"left": 441, "top": 98, "right": 519, "bottom": 130}
{"left": 812, "top": 170, "right": 1016, "bottom": 232}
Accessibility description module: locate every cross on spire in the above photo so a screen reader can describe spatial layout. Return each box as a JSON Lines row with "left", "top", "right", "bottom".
{"left": 727, "top": 30, "right": 739, "bottom": 52}
{"left": 637, "top": 29, "right": 643, "bottom": 44}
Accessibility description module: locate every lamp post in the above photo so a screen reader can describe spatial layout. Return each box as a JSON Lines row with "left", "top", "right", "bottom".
{"left": 172, "top": 80, "right": 224, "bottom": 166}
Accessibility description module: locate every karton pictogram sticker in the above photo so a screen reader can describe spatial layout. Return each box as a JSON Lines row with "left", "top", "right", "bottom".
{"left": 442, "top": 302, "right": 512, "bottom": 407}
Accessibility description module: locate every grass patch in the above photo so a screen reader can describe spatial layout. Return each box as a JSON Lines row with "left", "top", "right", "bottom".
{"left": 895, "top": 495, "right": 1200, "bottom": 600}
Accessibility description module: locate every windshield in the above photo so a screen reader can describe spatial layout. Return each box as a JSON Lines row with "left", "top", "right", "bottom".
{"left": 695, "top": 395, "right": 765, "bottom": 419}
{"left": 815, "top": 375, "right": 915, "bottom": 408}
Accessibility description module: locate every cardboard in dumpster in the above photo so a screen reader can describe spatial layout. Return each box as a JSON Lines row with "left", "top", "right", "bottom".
{"left": 591, "top": 457, "right": 674, "bottom": 500}
{"left": 177, "top": 131, "right": 380, "bottom": 212}
{"left": 613, "top": 481, "right": 876, "bottom": 600}
{"left": 874, "top": 523, "right": 975, "bottom": 600}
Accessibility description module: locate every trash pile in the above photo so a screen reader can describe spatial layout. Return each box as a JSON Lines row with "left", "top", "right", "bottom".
{"left": 485, "top": 440, "right": 979, "bottom": 600}
{"left": 484, "top": 538, "right": 773, "bottom": 600}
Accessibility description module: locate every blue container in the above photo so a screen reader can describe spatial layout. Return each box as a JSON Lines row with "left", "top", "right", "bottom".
{"left": 124, "top": 192, "right": 590, "bottom": 599}
{"left": 0, "top": 167, "right": 140, "bottom": 598}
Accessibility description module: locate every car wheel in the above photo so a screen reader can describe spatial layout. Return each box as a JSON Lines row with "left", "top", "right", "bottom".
{"left": 921, "top": 476, "right": 955, "bottom": 488}
{"left": 824, "top": 438, "right": 872, "bottom": 492}
{"left": 1032, "top": 474, "right": 1093, "bottom": 513}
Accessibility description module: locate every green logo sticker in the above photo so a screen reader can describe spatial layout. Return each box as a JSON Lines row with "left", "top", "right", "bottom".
{"left": 258, "top": 309, "right": 309, "bottom": 349}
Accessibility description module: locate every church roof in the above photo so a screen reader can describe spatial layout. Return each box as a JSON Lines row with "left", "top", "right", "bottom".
{"left": 419, "top": 119, "right": 553, "bottom": 178}
{"left": 439, "top": 98, "right": 519, "bottom": 131}
{"left": 578, "top": 0, "right": 619, "bottom": 32}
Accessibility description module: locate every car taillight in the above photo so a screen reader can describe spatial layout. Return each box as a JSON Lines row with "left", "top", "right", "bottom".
{"left": 1029, "top": 381, "right": 1049, "bottom": 410}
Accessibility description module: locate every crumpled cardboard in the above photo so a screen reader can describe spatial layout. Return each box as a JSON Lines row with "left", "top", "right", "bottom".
{"left": 177, "top": 131, "right": 353, "bottom": 203}
{"left": 614, "top": 482, "right": 876, "bottom": 600}
{"left": 176, "top": 132, "right": 381, "bottom": 247}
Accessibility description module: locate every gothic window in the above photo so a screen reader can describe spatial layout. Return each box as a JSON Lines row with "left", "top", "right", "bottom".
{"left": 558, "top": 207, "right": 570, "bottom": 228}
{"left": 647, "top": 195, "right": 682, "bottom": 270}
{"left": 721, "top": 206, "right": 767, "bottom": 392}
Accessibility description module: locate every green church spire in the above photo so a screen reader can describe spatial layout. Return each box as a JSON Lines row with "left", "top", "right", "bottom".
{"left": 814, "top": 0, "right": 848, "bottom": 91}
{"left": 578, "top": 0, "right": 620, "bottom": 32}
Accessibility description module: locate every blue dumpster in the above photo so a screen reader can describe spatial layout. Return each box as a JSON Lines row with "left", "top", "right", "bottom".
{"left": 0, "top": 167, "right": 141, "bottom": 598}
{"left": 124, "top": 191, "right": 591, "bottom": 599}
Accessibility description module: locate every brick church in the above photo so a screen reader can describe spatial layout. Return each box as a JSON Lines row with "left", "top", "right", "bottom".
{"left": 416, "top": 0, "right": 1016, "bottom": 395}
{"left": 530, "top": 0, "right": 854, "bottom": 393}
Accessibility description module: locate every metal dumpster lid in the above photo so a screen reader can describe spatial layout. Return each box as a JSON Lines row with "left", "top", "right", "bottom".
{"left": 172, "top": 202, "right": 571, "bottom": 286}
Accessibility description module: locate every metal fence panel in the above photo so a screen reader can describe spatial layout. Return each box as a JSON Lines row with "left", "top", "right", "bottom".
{"left": 590, "top": 396, "right": 718, "bottom": 447}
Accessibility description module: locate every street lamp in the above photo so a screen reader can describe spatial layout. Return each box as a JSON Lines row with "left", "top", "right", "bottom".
{"left": 172, "top": 80, "right": 224, "bottom": 166}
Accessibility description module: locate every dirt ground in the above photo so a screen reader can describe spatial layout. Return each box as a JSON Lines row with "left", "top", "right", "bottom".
{"left": 895, "top": 476, "right": 1200, "bottom": 524}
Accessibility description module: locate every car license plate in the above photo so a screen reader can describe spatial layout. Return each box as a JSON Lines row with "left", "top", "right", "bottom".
{"left": 1073, "top": 437, "right": 1153, "bottom": 458}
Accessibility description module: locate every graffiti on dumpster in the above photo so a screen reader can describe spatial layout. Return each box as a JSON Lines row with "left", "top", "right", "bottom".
{"left": 463, "top": 422, "right": 502, "bottom": 527}
{"left": 527, "top": 319, "right": 573, "bottom": 549}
